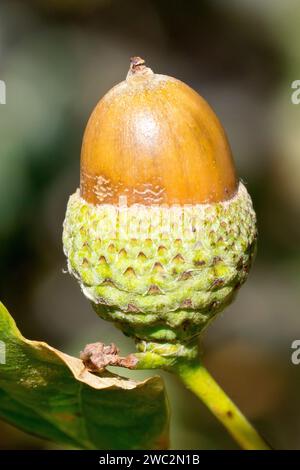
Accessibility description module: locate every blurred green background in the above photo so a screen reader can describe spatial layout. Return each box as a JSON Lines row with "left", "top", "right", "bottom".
{"left": 0, "top": 0, "right": 300, "bottom": 450}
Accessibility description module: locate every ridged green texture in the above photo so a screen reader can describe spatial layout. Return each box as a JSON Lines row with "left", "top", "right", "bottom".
{"left": 63, "top": 182, "right": 257, "bottom": 343}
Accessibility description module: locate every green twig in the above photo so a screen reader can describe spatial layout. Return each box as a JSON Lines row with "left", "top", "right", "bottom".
{"left": 133, "top": 342, "right": 270, "bottom": 450}
{"left": 171, "top": 359, "right": 270, "bottom": 450}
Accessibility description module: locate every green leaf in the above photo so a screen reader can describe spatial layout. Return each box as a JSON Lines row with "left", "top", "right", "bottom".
{"left": 0, "top": 302, "right": 169, "bottom": 449}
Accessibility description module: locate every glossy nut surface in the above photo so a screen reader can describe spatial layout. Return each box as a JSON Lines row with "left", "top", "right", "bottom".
{"left": 80, "top": 58, "right": 237, "bottom": 206}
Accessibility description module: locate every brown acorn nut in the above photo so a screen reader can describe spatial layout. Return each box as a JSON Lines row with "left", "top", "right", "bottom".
{"left": 80, "top": 57, "right": 237, "bottom": 206}
{"left": 63, "top": 57, "right": 257, "bottom": 349}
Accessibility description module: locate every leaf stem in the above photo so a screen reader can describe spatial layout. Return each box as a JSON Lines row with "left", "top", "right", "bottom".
{"left": 171, "top": 359, "right": 270, "bottom": 450}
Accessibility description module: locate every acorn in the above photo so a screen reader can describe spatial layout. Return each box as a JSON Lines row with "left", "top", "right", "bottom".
{"left": 63, "top": 57, "right": 257, "bottom": 353}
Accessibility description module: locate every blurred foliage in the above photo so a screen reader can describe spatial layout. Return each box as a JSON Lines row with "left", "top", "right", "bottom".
{"left": 0, "top": 0, "right": 299, "bottom": 449}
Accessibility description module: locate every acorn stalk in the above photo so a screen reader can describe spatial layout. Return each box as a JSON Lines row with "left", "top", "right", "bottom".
{"left": 63, "top": 57, "right": 269, "bottom": 450}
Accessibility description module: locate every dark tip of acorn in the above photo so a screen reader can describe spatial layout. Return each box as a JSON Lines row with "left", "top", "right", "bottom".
{"left": 130, "top": 56, "right": 146, "bottom": 72}
{"left": 127, "top": 56, "right": 153, "bottom": 81}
